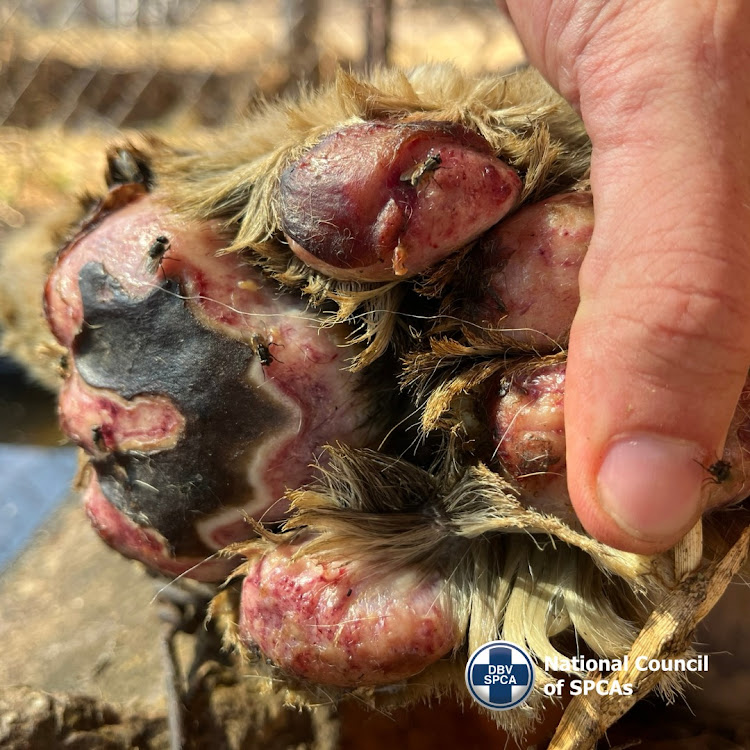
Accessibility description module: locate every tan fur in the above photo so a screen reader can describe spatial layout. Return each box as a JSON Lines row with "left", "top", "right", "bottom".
{"left": 3, "top": 63, "right": 745, "bottom": 740}
{"left": 0, "top": 203, "right": 82, "bottom": 390}
{"left": 222, "top": 446, "right": 690, "bottom": 736}
{"left": 152, "top": 65, "right": 590, "bottom": 368}
{"left": 156, "top": 65, "right": 589, "bottom": 235}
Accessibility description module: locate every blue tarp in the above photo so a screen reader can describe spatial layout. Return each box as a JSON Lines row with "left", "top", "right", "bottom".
{"left": 0, "top": 444, "right": 78, "bottom": 571}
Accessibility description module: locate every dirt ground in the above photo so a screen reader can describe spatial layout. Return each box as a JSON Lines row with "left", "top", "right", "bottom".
{"left": 0, "top": 497, "right": 168, "bottom": 705}
{"left": 2, "top": 495, "right": 750, "bottom": 748}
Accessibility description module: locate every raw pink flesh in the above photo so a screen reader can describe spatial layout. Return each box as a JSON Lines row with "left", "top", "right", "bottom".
{"left": 45, "top": 191, "right": 381, "bottom": 579}
{"left": 84, "top": 475, "right": 239, "bottom": 581}
{"left": 239, "top": 544, "right": 460, "bottom": 686}
{"left": 280, "top": 121, "right": 521, "bottom": 281}
{"left": 467, "top": 192, "right": 593, "bottom": 349}
{"left": 488, "top": 361, "right": 750, "bottom": 519}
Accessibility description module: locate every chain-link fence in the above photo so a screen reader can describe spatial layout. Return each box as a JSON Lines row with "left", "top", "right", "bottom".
{"left": 0, "top": 0, "right": 523, "bottom": 226}
{"left": 3, "top": 0, "right": 314, "bottom": 130}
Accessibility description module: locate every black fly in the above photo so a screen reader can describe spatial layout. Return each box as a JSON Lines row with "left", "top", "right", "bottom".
{"left": 400, "top": 151, "right": 442, "bottom": 187}
{"left": 706, "top": 459, "right": 731, "bottom": 484}
{"left": 696, "top": 458, "right": 732, "bottom": 485}
{"left": 251, "top": 335, "right": 274, "bottom": 367}
{"left": 146, "top": 235, "right": 171, "bottom": 275}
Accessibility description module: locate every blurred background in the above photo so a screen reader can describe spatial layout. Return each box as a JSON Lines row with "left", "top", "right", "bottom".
{"left": 0, "top": 0, "right": 524, "bottom": 569}
{"left": 0, "top": 0, "right": 524, "bottom": 227}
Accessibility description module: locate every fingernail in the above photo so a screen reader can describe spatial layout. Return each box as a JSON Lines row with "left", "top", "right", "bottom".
{"left": 597, "top": 433, "right": 704, "bottom": 542}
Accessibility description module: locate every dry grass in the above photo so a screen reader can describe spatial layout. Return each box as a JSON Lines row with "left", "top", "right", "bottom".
{"left": 3, "top": 2, "right": 522, "bottom": 74}
{"left": 0, "top": 1, "right": 524, "bottom": 232}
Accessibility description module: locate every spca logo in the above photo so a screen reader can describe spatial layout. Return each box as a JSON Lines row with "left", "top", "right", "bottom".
{"left": 465, "top": 641, "right": 535, "bottom": 711}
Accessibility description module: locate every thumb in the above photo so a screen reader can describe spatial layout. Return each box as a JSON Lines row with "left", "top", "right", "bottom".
{"left": 565, "top": 9, "right": 750, "bottom": 553}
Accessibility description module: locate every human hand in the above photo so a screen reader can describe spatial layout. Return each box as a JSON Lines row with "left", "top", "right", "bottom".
{"left": 499, "top": 0, "right": 750, "bottom": 553}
